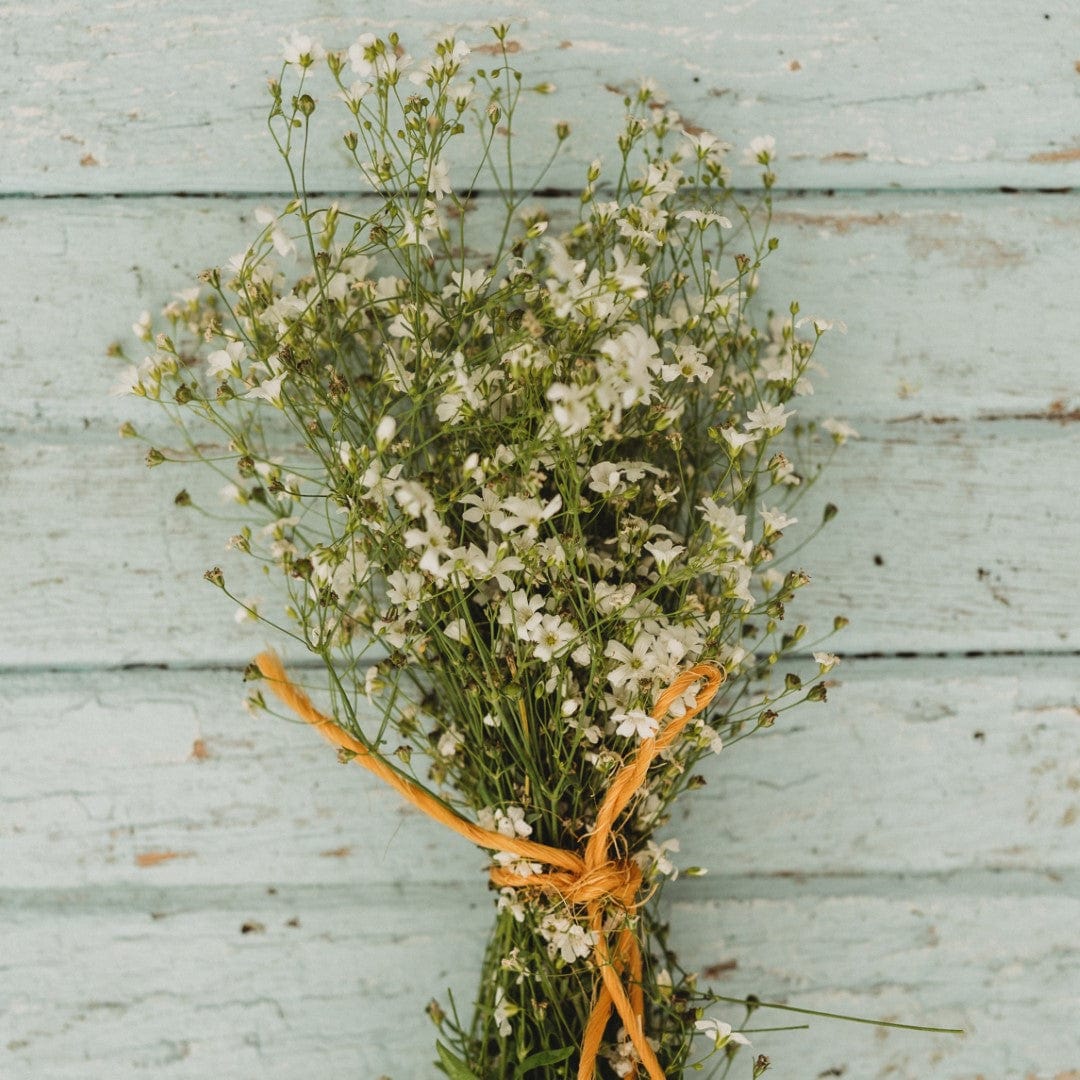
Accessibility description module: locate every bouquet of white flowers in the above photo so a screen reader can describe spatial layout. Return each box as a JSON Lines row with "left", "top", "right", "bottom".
{"left": 118, "top": 26, "right": 854, "bottom": 1078}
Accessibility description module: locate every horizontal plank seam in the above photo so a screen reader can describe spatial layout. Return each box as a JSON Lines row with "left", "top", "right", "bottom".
{"left": 1, "top": 870, "right": 1076, "bottom": 912}
{"left": 3, "top": 648, "right": 1080, "bottom": 678}
{"left": 0, "top": 187, "right": 1078, "bottom": 201}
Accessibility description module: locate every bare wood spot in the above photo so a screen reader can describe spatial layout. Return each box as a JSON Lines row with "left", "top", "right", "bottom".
{"left": 700, "top": 959, "right": 738, "bottom": 978}
{"left": 135, "top": 850, "right": 193, "bottom": 867}
{"left": 559, "top": 40, "right": 573, "bottom": 50}
{"left": 472, "top": 40, "right": 522, "bottom": 55}
{"left": 604, "top": 83, "right": 624, "bottom": 95}
{"left": 1029, "top": 146, "right": 1080, "bottom": 163}
{"left": 788, "top": 59, "right": 802, "bottom": 72}
{"left": 190, "top": 737, "right": 209, "bottom": 761}
{"left": 821, "top": 151, "right": 867, "bottom": 163}
{"left": 240, "top": 920, "right": 266, "bottom": 934}
{"left": 1060, "top": 804, "right": 1079, "bottom": 827}
{"left": 770, "top": 210, "right": 900, "bottom": 233}
{"left": 1075, "top": 61, "right": 1080, "bottom": 74}
{"left": 79, "top": 153, "right": 99, "bottom": 167}
{"left": 320, "top": 845, "right": 352, "bottom": 858}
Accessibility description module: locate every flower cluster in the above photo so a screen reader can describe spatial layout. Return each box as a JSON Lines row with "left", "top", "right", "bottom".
{"left": 118, "top": 26, "right": 848, "bottom": 1079}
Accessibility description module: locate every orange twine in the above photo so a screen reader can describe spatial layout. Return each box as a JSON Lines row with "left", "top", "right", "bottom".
{"left": 255, "top": 651, "right": 723, "bottom": 1080}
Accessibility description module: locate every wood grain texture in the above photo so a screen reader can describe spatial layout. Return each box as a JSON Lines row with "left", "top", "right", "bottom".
{"left": 5, "top": 192, "right": 1080, "bottom": 437}
{"left": 7, "top": 641, "right": 1080, "bottom": 1080}
{"left": 2, "top": 659, "right": 1077, "bottom": 888}
{"left": 4, "top": 886, "right": 1080, "bottom": 1078}
{"left": 4, "top": 2, "right": 1079, "bottom": 1077}
{"left": 4, "top": 1, "right": 1080, "bottom": 194}
{"left": 2, "top": 417, "right": 1077, "bottom": 666}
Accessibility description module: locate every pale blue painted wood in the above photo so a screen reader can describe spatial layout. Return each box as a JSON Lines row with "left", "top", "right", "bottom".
{"left": 3, "top": 3, "right": 1080, "bottom": 1078}
{"left": 5, "top": 193, "right": 1080, "bottom": 437}
{"left": 5, "top": 887, "right": 1080, "bottom": 1077}
{"left": 3, "top": 420, "right": 1078, "bottom": 665}
{"left": 3, "top": 660, "right": 1078, "bottom": 888}
{"left": 4, "top": 1, "right": 1080, "bottom": 194}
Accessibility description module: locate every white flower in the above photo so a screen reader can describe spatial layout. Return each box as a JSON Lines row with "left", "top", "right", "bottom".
{"left": 796, "top": 315, "right": 847, "bottom": 335}
{"left": 742, "top": 134, "right": 775, "bottom": 165}
{"left": 492, "top": 987, "right": 515, "bottom": 1037}
{"left": 613, "top": 709, "right": 659, "bottom": 740}
{"left": 698, "top": 723, "right": 724, "bottom": 755}
{"left": 110, "top": 363, "right": 144, "bottom": 397}
{"left": 494, "top": 806, "right": 533, "bottom": 838}
{"left": 496, "top": 888, "right": 526, "bottom": 923}
{"left": 539, "top": 915, "right": 596, "bottom": 963}
{"left": 244, "top": 372, "right": 287, "bottom": 407}
{"left": 594, "top": 581, "right": 636, "bottom": 615}
{"left": 254, "top": 207, "right": 296, "bottom": 258}
{"left": 206, "top": 340, "right": 245, "bottom": 380}
{"left": 605, "top": 636, "right": 657, "bottom": 692}
{"left": 374, "top": 415, "right": 396, "bottom": 449}
{"left": 695, "top": 1017, "right": 751, "bottom": 1049}
{"left": 636, "top": 837, "right": 680, "bottom": 878}
{"left": 588, "top": 461, "right": 623, "bottom": 495}
{"left": 676, "top": 208, "right": 733, "bottom": 230}
{"left": 699, "top": 497, "right": 746, "bottom": 542}
{"left": 426, "top": 157, "right": 452, "bottom": 199}
{"left": 525, "top": 613, "right": 578, "bottom": 662}
{"left": 814, "top": 651, "right": 840, "bottom": 672}
{"left": 494, "top": 494, "right": 562, "bottom": 538}
{"left": 437, "top": 726, "right": 463, "bottom": 757}
{"left": 758, "top": 504, "right": 797, "bottom": 533}
{"left": 660, "top": 343, "right": 713, "bottom": 383}
{"left": 718, "top": 425, "right": 756, "bottom": 451}
{"left": 643, "top": 538, "right": 685, "bottom": 571}
{"left": 822, "top": 417, "right": 860, "bottom": 444}
{"left": 547, "top": 381, "right": 592, "bottom": 435}
{"left": 281, "top": 32, "right": 325, "bottom": 67}
{"left": 745, "top": 402, "right": 793, "bottom": 434}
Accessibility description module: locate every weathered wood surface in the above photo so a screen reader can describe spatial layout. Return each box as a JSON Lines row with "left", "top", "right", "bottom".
{"left": 3, "top": 658, "right": 1080, "bottom": 1076}
{"left": 4, "top": 2, "right": 1079, "bottom": 1077}
{"left": 3, "top": 418, "right": 1077, "bottom": 666}
{"left": 5, "top": 192, "right": 1080, "bottom": 437}
{"left": 6, "top": 887, "right": 1080, "bottom": 1078}
{"left": 3, "top": 659, "right": 1079, "bottom": 887}
{"left": 5, "top": 1, "right": 1080, "bottom": 194}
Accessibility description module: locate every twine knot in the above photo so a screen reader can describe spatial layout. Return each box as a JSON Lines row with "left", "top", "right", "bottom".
{"left": 255, "top": 652, "right": 724, "bottom": 1080}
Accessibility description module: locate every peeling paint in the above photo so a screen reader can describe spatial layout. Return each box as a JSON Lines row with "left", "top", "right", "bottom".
{"left": 134, "top": 850, "right": 193, "bottom": 867}
{"left": 1029, "top": 147, "right": 1080, "bottom": 163}
{"left": 472, "top": 40, "right": 521, "bottom": 55}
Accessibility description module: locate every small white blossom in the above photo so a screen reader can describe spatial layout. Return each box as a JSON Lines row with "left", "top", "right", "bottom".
{"left": 539, "top": 915, "right": 597, "bottom": 963}
{"left": 822, "top": 417, "right": 860, "bottom": 444}
{"left": 759, "top": 504, "right": 797, "bottom": 533}
{"left": 814, "top": 651, "right": 840, "bottom": 672}
{"left": 743, "top": 134, "right": 775, "bottom": 165}
{"left": 613, "top": 708, "right": 659, "bottom": 740}
{"left": 745, "top": 402, "right": 793, "bottom": 435}
{"left": 695, "top": 1017, "right": 751, "bottom": 1049}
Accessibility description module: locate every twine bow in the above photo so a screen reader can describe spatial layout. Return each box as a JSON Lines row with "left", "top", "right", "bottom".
{"left": 255, "top": 652, "right": 723, "bottom": 1079}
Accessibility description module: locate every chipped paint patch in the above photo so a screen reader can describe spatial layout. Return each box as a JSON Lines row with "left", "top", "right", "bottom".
{"left": 135, "top": 850, "right": 193, "bottom": 867}
{"left": 1030, "top": 146, "right": 1080, "bottom": 163}
{"left": 821, "top": 151, "right": 867, "bottom": 163}
{"left": 472, "top": 40, "right": 521, "bottom": 55}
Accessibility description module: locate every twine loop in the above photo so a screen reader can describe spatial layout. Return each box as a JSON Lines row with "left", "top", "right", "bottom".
{"left": 255, "top": 652, "right": 724, "bottom": 1079}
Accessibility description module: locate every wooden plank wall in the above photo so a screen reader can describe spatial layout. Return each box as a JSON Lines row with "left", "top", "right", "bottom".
{"left": 3, "top": 2, "right": 1079, "bottom": 1077}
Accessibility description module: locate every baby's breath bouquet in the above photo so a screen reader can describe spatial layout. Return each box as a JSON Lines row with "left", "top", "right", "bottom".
{"left": 117, "top": 26, "right": 852, "bottom": 1079}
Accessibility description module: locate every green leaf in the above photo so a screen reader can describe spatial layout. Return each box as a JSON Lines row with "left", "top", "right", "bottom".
{"left": 513, "top": 1047, "right": 574, "bottom": 1077}
{"left": 435, "top": 1041, "right": 482, "bottom": 1080}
